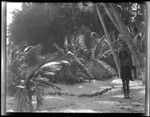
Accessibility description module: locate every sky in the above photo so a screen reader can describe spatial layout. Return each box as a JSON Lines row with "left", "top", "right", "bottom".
{"left": 7, "top": 2, "right": 22, "bottom": 44}
{"left": 7, "top": 2, "right": 22, "bottom": 26}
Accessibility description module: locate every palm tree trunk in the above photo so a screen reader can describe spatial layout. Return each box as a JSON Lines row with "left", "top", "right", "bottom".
{"left": 109, "top": 3, "right": 143, "bottom": 66}
{"left": 101, "top": 3, "right": 121, "bottom": 34}
{"left": 95, "top": 4, "right": 121, "bottom": 78}
{"left": 108, "top": 3, "right": 144, "bottom": 79}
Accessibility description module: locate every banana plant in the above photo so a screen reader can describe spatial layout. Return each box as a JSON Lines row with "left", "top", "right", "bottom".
{"left": 13, "top": 44, "right": 62, "bottom": 112}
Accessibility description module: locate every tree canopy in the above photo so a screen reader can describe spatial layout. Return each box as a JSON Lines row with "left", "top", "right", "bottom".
{"left": 7, "top": 2, "right": 146, "bottom": 77}
{"left": 8, "top": 3, "right": 145, "bottom": 55}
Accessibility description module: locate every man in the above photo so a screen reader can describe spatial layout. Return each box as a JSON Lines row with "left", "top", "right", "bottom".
{"left": 118, "top": 41, "right": 135, "bottom": 99}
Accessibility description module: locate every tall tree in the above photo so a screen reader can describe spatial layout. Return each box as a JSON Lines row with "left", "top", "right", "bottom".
{"left": 95, "top": 4, "right": 121, "bottom": 77}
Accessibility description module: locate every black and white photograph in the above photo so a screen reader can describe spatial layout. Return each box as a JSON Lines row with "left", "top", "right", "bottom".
{"left": 1, "top": 2, "right": 149, "bottom": 115}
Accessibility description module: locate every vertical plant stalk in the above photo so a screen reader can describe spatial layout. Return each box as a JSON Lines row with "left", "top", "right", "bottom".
{"left": 101, "top": 3, "right": 121, "bottom": 34}
{"left": 108, "top": 3, "right": 144, "bottom": 79}
{"left": 95, "top": 4, "right": 121, "bottom": 78}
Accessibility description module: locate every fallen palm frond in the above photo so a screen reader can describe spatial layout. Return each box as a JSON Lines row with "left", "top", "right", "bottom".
{"left": 46, "top": 87, "right": 112, "bottom": 97}
{"left": 94, "top": 59, "right": 116, "bottom": 76}
{"left": 78, "top": 87, "right": 112, "bottom": 97}
{"left": 99, "top": 49, "right": 112, "bottom": 58}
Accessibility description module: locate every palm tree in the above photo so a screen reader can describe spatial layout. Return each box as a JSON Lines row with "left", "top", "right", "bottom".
{"left": 95, "top": 3, "right": 121, "bottom": 78}
{"left": 107, "top": 3, "right": 144, "bottom": 79}
{"left": 95, "top": 3, "right": 145, "bottom": 80}
{"left": 14, "top": 44, "right": 61, "bottom": 112}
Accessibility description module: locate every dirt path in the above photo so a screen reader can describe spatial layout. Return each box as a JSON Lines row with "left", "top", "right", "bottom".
{"left": 37, "top": 79, "right": 145, "bottom": 113}
{"left": 6, "top": 79, "right": 145, "bottom": 113}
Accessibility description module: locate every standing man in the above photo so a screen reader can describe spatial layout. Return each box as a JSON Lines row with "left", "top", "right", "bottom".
{"left": 118, "top": 41, "right": 135, "bottom": 99}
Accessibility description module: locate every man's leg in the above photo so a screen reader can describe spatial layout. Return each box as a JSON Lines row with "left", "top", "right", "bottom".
{"left": 126, "top": 79, "right": 131, "bottom": 99}
{"left": 122, "top": 78, "right": 127, "bottom": 98}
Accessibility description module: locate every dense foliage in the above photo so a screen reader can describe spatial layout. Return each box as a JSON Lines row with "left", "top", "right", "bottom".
{"left": 7, "top": 2, "right": 146, "bottom": 111}
{"left": 7, "top": 2, "right": 146, "bottom": 81}
{"left": 8, "top": 2, "right": 146, "bottom": 56}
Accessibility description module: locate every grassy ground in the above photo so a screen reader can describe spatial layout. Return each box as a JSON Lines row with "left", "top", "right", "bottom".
{"left": 6, "top": 78, "right": 145, "bottom": 113}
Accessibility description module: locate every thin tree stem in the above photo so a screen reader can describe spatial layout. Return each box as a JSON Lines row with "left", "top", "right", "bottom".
{"left": 95, "top": 4, "right": 120, "bottom": 78}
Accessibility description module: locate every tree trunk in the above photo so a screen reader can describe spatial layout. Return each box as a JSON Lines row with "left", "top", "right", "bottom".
{"left": 101, "top": 3, "right": 121, "bottom": 34}
{"left": 95, "top": 4, "right": 121, "bottom": 78}
{"left": 108, "top": 3, "right": 144, "bottom": 79}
